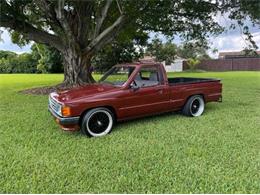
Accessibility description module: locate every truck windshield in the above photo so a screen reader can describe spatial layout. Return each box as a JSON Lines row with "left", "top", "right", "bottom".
{"left": 99, "top": 66, "right": 135, "bottom": 86}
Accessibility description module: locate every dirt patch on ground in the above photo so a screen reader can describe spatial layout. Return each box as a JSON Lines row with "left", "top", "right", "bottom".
{"left": 20, "top": 83, "right": 74, "bottom": 95}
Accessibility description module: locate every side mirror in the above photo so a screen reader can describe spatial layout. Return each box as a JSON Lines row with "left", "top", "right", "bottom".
{"left": 130, "top": 82, "right": 139, "bottom": 91}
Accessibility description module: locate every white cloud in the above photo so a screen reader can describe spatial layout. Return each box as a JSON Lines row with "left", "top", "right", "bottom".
{"left": 0, "top": 28, "right": 32, "bottom": 53}
{"left": 208, "top": 12, "right": 260, "bottom": 58}
{"left": 208, "top": 31, "right": 260, "bottom": 58}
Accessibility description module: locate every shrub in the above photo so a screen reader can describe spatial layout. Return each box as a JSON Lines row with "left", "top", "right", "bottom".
{"left": 0, "top": 45, "right": 62, "bottom": 74}
{"left": 0, "top": 52, "right": 38, "bottom": 73}
{"left": 187, "top": 58, "right": 201, "bottom": 70}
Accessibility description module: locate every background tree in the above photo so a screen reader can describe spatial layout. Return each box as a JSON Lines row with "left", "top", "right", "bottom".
{"left": 31, "top": 44, "right": 63, "bottom": 73}
{"left": 0, "top": 45, "right": 62, "bottom": 74}
{"left": 92, "top": 27, "right": 148, "bottom": 72}
{"left": 146, "top": 38, "right": 177, "bottom": 64}
{"left": 93, "top": 41, "right": 144, "bottom": 73}
{"left": 0, "top": 52, "right": 38, "bottom": 73}
{"left": 0, "top": 50, "right": 17, "bottom": 59}
{"left": 146, "top": 39, "right": 210, "bottom": 63}
{"left": 186, "top": 58, "right": 201, "bottom": 71}
{"left": 177, "top": 42, "right": 211, "bottom": 60}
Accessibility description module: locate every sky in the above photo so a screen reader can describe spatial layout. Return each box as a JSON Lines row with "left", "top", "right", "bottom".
{"left": 0, "top": 28, "right": 32, "bottom": 54}
{"left": 207, "top": 12, "right": 260, "bottom": 57}
{"left": 0, "top": 13, "right": 259, "bottom": 58}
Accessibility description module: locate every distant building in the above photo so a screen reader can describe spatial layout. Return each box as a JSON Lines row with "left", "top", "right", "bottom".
{"left": 219, "top": 51, "right": 260, "bottom": 59}
{"left": 139, "top": 55, "right": 185, "bottom": 72}
{"left": 138, "top": 55, "right": 156, "bottom": 63}
{"left": 163, "top": 56, "right": 185, "bottom": 72}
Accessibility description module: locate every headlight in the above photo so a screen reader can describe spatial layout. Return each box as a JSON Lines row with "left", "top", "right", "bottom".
{"left": 57, "top": 105, "right": 62, "bottom": 116}
{"left": 49, "top": 95, "right": 62, "bottom": 116}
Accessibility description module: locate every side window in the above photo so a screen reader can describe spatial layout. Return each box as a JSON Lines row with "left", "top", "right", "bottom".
{"left": 134, "top": 67, "right": 162, "bottom": 87}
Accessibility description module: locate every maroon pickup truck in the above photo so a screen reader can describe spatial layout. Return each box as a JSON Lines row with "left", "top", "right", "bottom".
{"left": 49, "top": 62, "right": 222, "bottom": 137}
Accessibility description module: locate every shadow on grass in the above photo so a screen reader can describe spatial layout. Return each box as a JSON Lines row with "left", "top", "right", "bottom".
{"left": 113, "top": 111, "right": 180, "bottom": 132}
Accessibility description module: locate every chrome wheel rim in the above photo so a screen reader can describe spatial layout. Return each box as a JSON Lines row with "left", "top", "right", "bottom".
{"left": 190, "top": 97, "right": 204, "bottom": 116}
{"left": 86, "top": 110, "right": 113, "bottom": 137}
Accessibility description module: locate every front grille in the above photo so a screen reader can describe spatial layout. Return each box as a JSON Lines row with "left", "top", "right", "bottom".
{"left": 49, "top": 95, "right": 61, "bottom": 115}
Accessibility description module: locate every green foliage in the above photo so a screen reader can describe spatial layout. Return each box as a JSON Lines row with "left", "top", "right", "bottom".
{"left": 0, "top": 52, "right": 37, "bottom": 73}
{"left": 0, "top": 50, "right": 17, "bottom": 59}
{"left": 0, "top": 58, "right": 12, "bottom": 73}
{"left": 0, "top": 72, "right": 260, "bottom": 193}
{"left": 10, "top": 31, "right": 29, "bottom": 47}
{"left": 1, "top": 0, "right": 259, "bottom": 83}
{"left": 36, "top": 63, "right": 48, "bottom": 73}
{"left": 91, "top": 26, "right": 148, "bottom": 73}
{"left": 177, "top": 42, "right": 211, "bottom": 60}
{"left": 0, "top": 0, "right": 227, "bottom": 46}
{"left": 187, "top": 58, "right": 201, "bottom": 71}
{"left": 92, "top": 41, "right": 144, "bottom": 73}
{"left": 31, "top": 44, "right": 63, "bottom": 73}
{"left": 146, "top": 38, "right": 177, "bottom": 64}
{"left": 0, "top": 44, "right": 62, "bottom": 73}
{"left": 242, "top": 48, "right": 260, "bottom": 57}
{"left": 146, "top": 39, "right": 210, "bottom": 64}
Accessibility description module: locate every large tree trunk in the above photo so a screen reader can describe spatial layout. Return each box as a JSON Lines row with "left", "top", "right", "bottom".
{"left": 62, "top": 48, "right": 95, "bottom": 86}
{"left": 1, "top": 1, "right": 126, "bottom": 87}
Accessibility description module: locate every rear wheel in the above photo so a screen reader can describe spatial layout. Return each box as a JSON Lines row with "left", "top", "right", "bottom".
{"left": 81, "top": 108, "right": 114, "bottom": 137}
{"left": 182, "top": 95, "right": 205, "bottom": 117}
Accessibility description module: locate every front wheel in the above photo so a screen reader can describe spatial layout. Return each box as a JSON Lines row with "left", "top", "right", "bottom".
{"left": 81, "top": 107, "right": 114, "bottom": 137}
{"left": 182, "top": 95, "right": 205, "bottom": 117}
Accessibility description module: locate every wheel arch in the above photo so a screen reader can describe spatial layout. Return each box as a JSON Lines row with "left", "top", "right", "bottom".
{"left": 79, "top": 105, "right": 117, "bottom": 126}
{"left": 184, "top": 93, "right": 205, "bottom": 105}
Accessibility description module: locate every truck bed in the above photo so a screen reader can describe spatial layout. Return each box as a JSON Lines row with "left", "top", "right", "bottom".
{"left": 168, "top": 77, "right": 220, "bottom": 85}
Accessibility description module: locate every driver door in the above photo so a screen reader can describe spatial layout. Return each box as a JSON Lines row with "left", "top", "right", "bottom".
{"left": 118, "top": 66, "right": 170, "bottom": 119}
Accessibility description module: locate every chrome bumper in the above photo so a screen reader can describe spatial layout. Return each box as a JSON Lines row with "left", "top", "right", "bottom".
{"left": 48, "top": 106, "right": 80, "bottom": 125}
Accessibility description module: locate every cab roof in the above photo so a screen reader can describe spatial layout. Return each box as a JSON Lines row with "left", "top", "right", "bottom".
{"left": 116, "top": 61, "right": 161, "bottom": 67}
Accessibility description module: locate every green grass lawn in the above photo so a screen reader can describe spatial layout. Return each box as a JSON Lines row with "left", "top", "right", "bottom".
{"left": 0, "top": 72, "right": 260, "bottom": 193}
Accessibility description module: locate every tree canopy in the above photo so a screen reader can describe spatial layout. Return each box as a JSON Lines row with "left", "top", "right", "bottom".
{"left": 0, "top": 51, "right": 37, "bottom": 73}
{"left": 177, "top": 43, "right": 211, "bottom": 60}
{"left": 146, "top": 39, "right": 211, "bottom": 64}
{"left": 0, "top": 44, "right": 63, "bottom": 73}
{"left": 0, "top": 0, "right": 259, "bottom": 85}
{"left": 146, "top": 38, "right": 178, "bottom": 64}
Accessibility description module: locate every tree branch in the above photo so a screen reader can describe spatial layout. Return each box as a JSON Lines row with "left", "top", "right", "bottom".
{"left": 93, "top": 0, "right": 113, "bottom": 38}
{"left": 83, "top": 14, "right": 126, "bottom": 56}
{"left": 116, "top": 0, "right": 123, "bottom": 15}
{"left": 75, "top": 1, "right": 94, "bottom": 45}
{"left": 34, "top": 0, "right": 57, "bottom": 22}
{"left": 0, "top": 15, "right": 64, "bottom": 52}
{"left": 54, "top": 0, "right": 77, "bottom": 46}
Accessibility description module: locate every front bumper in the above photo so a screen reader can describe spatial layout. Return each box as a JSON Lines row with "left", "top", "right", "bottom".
{"left": 48, "top": 106, "right": 80, "bottom": 130}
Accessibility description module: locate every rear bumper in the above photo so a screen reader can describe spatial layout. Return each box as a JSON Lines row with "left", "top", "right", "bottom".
{"left": 48, "top": 106, "right": 80, "bottom": 130}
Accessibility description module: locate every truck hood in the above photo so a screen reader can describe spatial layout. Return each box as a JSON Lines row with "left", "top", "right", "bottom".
{"left": 56, "top": 83, "right": 118, "bottom": 103}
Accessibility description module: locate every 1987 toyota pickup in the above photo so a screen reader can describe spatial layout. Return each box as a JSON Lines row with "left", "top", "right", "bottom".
{"left": 49, "top": 62, "right": 222, "bottom": 137}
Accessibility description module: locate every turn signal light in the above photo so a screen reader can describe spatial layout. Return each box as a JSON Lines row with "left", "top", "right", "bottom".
{"left": 62, "top": 106, "right": 71, "bottom": 116}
